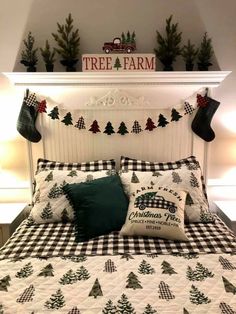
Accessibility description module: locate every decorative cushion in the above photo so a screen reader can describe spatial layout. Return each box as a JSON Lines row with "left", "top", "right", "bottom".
{"left": 119, "top": 168, "right": 213, "bottom": 223}
{"left": 120, "top": 155, "right": 208, "bottom": 206}
{"left": 120, "top": 183, "right": 188, "bottom": 241}
{"left": 30, "top": 169, "right": 115, "bottom": 224}
{"left": 37, "top": 158, "right": 116, "bottom": 173}
{"left": 63, "top": 175, "right": 129, "bottom": 242}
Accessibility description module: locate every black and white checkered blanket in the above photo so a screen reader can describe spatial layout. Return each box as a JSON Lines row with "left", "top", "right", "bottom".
{"left": 1, "top": 215, "right": 235, "bottom": 260}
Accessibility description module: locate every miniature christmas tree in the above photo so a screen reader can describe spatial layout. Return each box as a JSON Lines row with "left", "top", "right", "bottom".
{"left": 171, "top": 108, "right": 182, "bottom": 122}
{"left": 222, "top": 276, "right": 236, "bottom": 294}
{"left": 15, "top": 262, "right": 33, "bottom": 278}
{"left": 48, "top": 106, "right": 60, "bottom": 120}
{"left": 104, "top": 259, "right": 117, "bottom": 273}
{"left": 154, "top": 15, "right": 182, "bottom": 71}
{"left": 104, "top": 121, "right": 115, "bottom": 135}
{"left": 59, "top": 269, "right": 77, "bottom": 285}
{"left": 40, "top": 40, "right": 56, "bottom": 72}
{"left": 197, "top": 32, "right": 213, "bottom": 71}
{"left": 16, "top": 285, "right": 35, "bottom": 303}
{"left": 67, "top": 170, "right": 77, "bottom": 177}
{"left": 52, "top": 13, "right": 80, "bottom": 71}
{"left": 61, "top": 112, "right": 73, "bottom": 126}
{"left": 45, "top": 171, "right": 53, "bottom": 182}
{"left": 114, "top": 57, "right": 122, "bottom": 70}
{"left": 126, "top": 272, "right": 142, "bottom": 289}
{"left": 89, "top": 278, "right": 103, "bottom": 298}
{"left": 102, "top": 299, "right": 117, "bottom": 314}
{"left": 181, "top": 39, "right": 198, "bottom": 71}
{"left": 186, "top": 193, "right": 194, "bottom": 206}
{"left": 0, "top": 275, "right": 11, "bottom": 291}
{"left": 20, "top": 32, "right": 38, "bottom": 71}
{"left": 61, "top": 208, "right": 69, "bottom": 223}
{"left": 38, "top": 263, "right": 54, "bottom": 277}
{"left": 131, "top": 120, "right": 142, "bottom": 134}
{"left": 44, "top": 289, "right": 65, "bottom": 309}
{"left": 117, "top": 294, "right": 135, "bottom": 313}
{"left": 143, "top": 304, "right": 157, "bottom": 314}
{"left": 195, "top": 262, "right": 214, "bottom": 280}
{"left": 145, "top": 118, "right": 156, "bottom": 131}
{"left": 189, "top": 284, "right": 211, "bottom": 304}
{"left": 219, "top": 256, "right": 236, "bottom": 270}
{"left": 75, "top": 116, "right": 86, "bottom": 129}
{"left": 48, "top": 183, "right": 63, "bottom": 198}
{"left": 157, "top": 114, "right": 169, "bottom": 127}
{"left": 76, "top": 265, "right": 90, "bottom": 280}
{"left": 138, "top": 260, "right": 155, "bottom": 275}
{"left": 190, "top": 172, "right": 199, "bottom": 188}
{"left": 68, "top": 307, "right": 81, "bottom": 314}
{"left": 40, "top": 202, "right": 53, "bottom": 220}
{"left": 158, "top": 281, "right": 175, "bottom": 300}
{"left": 89, "top": 120, "right": 101, "bottom": 133}
{"left": 131, "top": 171, "right": 140, "bottom": 183}
{"left": 219, "top": 302, "right": 236, "bottom": 314}
{"left": 172, "top": 171, "right": 182, "bottom": 184}
{"left": 117, "top": 122, "right": 129, "bottom": 135}
{"left": 161, "top": 260, "right": 177, "bottom": 275}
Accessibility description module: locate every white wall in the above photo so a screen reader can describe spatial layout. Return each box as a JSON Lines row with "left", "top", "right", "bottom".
{"left": 0, "top": 0, "right": 236, "bottom": 202}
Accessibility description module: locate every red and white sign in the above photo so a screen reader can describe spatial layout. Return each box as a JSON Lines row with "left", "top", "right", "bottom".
{"left": 82, "top": 54, "right": 156, "bottom": 72}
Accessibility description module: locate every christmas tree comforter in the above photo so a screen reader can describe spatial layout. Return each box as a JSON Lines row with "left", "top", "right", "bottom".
{"left": 1, "top": 216, "right": 236, "bottom": 313}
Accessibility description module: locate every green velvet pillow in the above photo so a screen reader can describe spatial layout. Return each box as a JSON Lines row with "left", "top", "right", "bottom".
{"left": 63, "top": 175, "right": 129, "bottom": 242}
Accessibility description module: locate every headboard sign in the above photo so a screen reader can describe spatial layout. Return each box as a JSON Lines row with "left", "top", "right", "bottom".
{"left": 4, "top": 71, "right": 231, "bottom": 191}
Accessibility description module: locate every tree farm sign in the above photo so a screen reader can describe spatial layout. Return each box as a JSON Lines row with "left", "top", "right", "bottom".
{"left": 82, "top": 54, "right": 156, "bottom": 72}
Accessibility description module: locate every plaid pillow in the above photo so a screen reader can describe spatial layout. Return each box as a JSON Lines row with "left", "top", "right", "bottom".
{"left": 37, "top": 158, "right": 116, "bottom": 173}
{"left": 120, "top": 155, "right": 208, "bottom": 203}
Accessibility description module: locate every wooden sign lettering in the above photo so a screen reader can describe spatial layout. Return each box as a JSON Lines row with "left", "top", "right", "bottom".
{"left": 82, "top": 54, "right": 156, "bottom": 72}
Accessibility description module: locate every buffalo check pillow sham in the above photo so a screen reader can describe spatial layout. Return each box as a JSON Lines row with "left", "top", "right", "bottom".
{"left": 120, "top": 156, "right": 213, "bottom": 223}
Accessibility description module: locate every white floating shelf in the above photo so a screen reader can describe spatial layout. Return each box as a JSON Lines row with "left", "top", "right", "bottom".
{"left": 3, "top": 71, "right": 231, "bottom": 87}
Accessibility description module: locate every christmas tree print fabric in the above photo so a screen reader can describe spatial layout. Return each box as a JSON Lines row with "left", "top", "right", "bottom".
{"left": 30, "top": 169, "right": 115, "bottom": 224}
{"left": 119, "top": 165, "right": 210, "bottom": 223}
{"left": 120, "top": 183, "right": 188, "bottom": 241}
{"left": 1, "top": 252, "right": 236, "bottom": 313}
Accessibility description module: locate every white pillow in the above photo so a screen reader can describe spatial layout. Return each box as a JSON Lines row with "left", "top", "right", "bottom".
{"left": 30, "top": 169, "right": 114, "bottom": 224}
{"left": 120, "top": 183, "right": 188, "bottom": 241}
{"left": 120, "top": 168, "right": 210, "bottom": 223}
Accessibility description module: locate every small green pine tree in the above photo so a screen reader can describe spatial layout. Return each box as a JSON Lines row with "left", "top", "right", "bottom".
{"left": 44, "top": 289, "right": 65, "bottom": 309}
{"left": 102, "top": 300, "right": 117, "bottom": 314}
{"left": 40, "top": 202, "right": 53, "bottom": 220}
{"left": 38, "top": 264, "right": 54, "bottom": 277}
{"left": 76, "top": 266, "right": 90, "bottom": 280}
{"left": 126, "top": 272, "right": 142, "bottom": 289}
{"left": 20, "top": 32, "right": 38, "bottom": 69}
{"left": 15, "top": 262, "right": 33, "bottom": 278}
{"left": 138, "top": 260, "right": 155, "bottom": 275}
{"left": 161, "top": 260, "right": 177, "bottom": 275}
{"left": 48, "top": 183, "right": 63, "bottom": 198}
{"left": 189, "top": 285, "right": 211, "bottom": 304}
{"left": 59, "top": 269, "right": 77, "bottom": 285}
{"left": 61, "top": 112, "right": 73, "bottom": 126}
{"left": 48, "top": 106, "right": 59, "bottom": 120}
{"left": 197, "top": 32, "right": 213, "bottom": 70}
{"left": 117, "top": 294, "right": 135, "bottom": 313}
{"left": 114, "top": 57, "right": 122, "bottom": 70}
{"left": 88, "top": 278, "right": 103, "bottom": 298}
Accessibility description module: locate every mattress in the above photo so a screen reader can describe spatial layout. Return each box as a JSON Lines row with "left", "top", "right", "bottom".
{"left": 0, "top": 215, "right": 236, "bottom": 313}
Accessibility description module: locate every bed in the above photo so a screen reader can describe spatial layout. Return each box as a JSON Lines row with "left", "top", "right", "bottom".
{"left": 1, "top": 86, "right": 236, "bottom": 313}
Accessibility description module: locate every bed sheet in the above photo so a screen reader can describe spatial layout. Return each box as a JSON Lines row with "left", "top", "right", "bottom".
{"left": 0, "top": 215, "right": 236, "bottom": 313}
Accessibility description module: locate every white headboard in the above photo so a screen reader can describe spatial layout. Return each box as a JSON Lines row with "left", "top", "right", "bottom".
{"left": 4, "top": 71, "right": 230, "bottom": 193}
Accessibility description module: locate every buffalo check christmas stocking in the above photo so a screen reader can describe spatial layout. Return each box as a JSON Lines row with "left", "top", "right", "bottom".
{"left": 17, "top": 89, "right": 41, "bottom": 142}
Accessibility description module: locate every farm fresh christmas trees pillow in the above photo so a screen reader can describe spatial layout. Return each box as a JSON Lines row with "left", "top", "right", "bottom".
{"left": 30, "top": 169, "right": 115, "bottom": 224}
{"left": 120, "top": 168, "right": 213, "bottom": 223}
{"left": 120, "top": 184, "right": 188, "bottom": 241}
